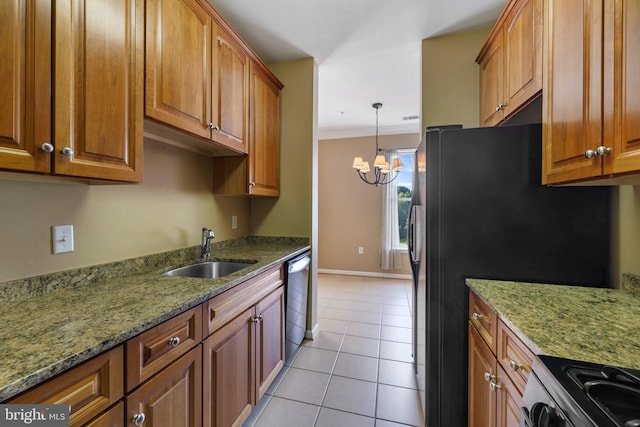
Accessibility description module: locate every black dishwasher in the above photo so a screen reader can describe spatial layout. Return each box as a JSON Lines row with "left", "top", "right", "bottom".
{"left": 284, "top": 251, "right": 310, "bottom": 362}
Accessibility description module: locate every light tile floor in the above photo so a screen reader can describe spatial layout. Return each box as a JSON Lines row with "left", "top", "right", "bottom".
{"left": 242, "top": 273, "right": 423, "bottom": 427}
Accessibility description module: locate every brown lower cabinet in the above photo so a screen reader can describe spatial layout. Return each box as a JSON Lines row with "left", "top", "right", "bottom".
{"left": 468, "top": 289, "right": 532, "bottom": 427}
{"left": 3, "top": 263, "right": 286, "bottom": 427}
{"left": 203, "top": 285, "right": 285, "bottom": 427}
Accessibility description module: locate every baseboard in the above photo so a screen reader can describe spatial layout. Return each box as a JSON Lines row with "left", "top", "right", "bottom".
{"left": 305, "top": 323, "right": 320, "bottom": 340}
{"left": 318, "top": 268, "right": 412, "bottom": 280}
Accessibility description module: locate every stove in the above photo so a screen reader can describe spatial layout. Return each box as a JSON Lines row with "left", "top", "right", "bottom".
{"left": 521, "top": 355, "right": 640, "bottom": 427}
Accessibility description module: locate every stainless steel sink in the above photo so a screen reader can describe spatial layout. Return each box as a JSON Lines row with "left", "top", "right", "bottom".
{"left": 162, "top": 261, "right": 254, "bottom": 279}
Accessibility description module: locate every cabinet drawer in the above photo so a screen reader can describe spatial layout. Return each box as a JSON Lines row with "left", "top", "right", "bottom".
{"left": 126, "top": 306, "right": 202, "bottom": 391}
{"left": 8, "top": 346, "right": 124, "bottom": 427}
{"left": 203, "top": 265, "right": 283, "bottom": 336}
{"left": 469, "top": 289, "right": 498, "bottom": 354}
{"left": 497, "top": 319, "right": 534, "bottom": 393}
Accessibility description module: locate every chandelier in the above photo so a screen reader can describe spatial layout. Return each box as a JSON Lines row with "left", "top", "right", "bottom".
{"left": 352, "top": 103, "right": 403, "bottom": 186}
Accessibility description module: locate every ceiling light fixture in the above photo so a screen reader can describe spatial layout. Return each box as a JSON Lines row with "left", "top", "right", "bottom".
{"left": 352, "top": 103, "right": 404, "bottom": 186}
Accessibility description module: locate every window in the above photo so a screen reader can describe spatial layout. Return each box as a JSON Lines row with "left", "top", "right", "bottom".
{"left": 395, "top": 149, "right": 415, "bottom": 249}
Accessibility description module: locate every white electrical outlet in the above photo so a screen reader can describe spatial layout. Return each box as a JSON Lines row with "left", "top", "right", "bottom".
{"left": 52, "top": 225, "right": 74, "bottom": 254}
{"left": 232, "top": 215, "right": 238, "bottom": 229}
{"left": 358, "top": 246, "right": 364, "bottom": 255}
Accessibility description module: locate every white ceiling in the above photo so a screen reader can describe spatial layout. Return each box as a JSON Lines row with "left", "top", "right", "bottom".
{"left": 208, "top": 0, "right": 506, "bottom": 139}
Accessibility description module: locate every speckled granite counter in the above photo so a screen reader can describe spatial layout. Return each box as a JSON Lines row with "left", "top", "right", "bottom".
{"left": 466, "top": 277, "right": 640, "bottom": 371}
{"left": 0, "top": 236, "right": 309, "bottom": 401}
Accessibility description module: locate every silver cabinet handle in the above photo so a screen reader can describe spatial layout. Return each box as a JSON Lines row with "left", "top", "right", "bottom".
{"left": 60, "top": 147, "right": 73, "bottom": 156}
{"left": 585, "top": 149, "right": 595, "bottom": 159}
{"left": 509, "top": 359, "right": 523, "bottom": 372}
{"left": 208, "top": 123, "right": 220, "bottom": 131}
{"left": 40, "top": 142, "right": 54, "bottom": 153}
{"left": 495, "top": 103, "right": 506, "bottom": 112}
{"left": 489, "top": 381, "right": 502, "bottom": 392}
{"left": 132, "top": 413, "right": 145, "bottom": 425}
{"left": 168, "top": 337, "right": 180, "bottom": 347}
{"left": 483, "top": 372, "right": 495, "bottom": 382}
{"left": 472, "top": 312, "right": 483, "bottom": 321}
{"left": 252, "top": 314, "right": 264, "bottom": 323}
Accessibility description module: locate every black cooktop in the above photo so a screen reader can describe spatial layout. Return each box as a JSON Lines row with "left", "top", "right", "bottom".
{"left": 537, "top": 355, "right": 640, "bottom": 427}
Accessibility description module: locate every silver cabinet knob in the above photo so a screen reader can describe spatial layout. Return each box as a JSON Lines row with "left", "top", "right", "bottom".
{"left": 40, "top": 142, "right": 54, "bottom": 153}
{"left": 495, "top": 103, "right": 506, "bottom": 112}
{"left": 483, "top": 371, "right": 495, "bottom": 382}
{"left": 595, "top": 145, "right": 612, "bottom": 156}
{"left": 249, "top": 182, "right": 256, "bottom": 187}
{"left": 585, "top": 149, "right": 595, "bottom": 159}
{"left": 472, "top": 312, "right": 483, "bottom": 321}
{"left": 132, "top": 413, "right": 145, "bottom": 425}
{"left": 509, "top": 359, "right": 523, "bottom": 372}
{"left": 208, "top": 123, "right": 220, "bottom": 131}
{"left": 489, "top": 381, "right": 502, "bottom": 392}
{"left": 60, "top": 147, "right": 73, "bottom": 156}
{"left": 252, "top": 316, "right": 260, "bottom": 323}
{"left": 168, "top": 337, "right": 180, "bottom": 347}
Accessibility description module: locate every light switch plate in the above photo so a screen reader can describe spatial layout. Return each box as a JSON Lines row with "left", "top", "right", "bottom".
{"left": 232, "top": 215, "right": 238, "bottom": 229}
{"left": 52, "top": 225, "right": 74, "bottom": 254}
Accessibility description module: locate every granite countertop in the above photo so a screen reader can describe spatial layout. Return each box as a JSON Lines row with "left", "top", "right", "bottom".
{"left": 0, "top": 236, "right": 309, "bottom": 401}
{"left": 466, "top": 277, "right": 640, "bottom": 370}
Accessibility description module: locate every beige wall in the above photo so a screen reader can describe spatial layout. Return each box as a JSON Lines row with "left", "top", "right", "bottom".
{"left": 421, "top": 29, "right": 490, "bottom": 131}
{"left": 0, "top": 139, "right": 250, "bottom": 283}
{"left": 318, "top": 133, "right": 419, "bottom": 276}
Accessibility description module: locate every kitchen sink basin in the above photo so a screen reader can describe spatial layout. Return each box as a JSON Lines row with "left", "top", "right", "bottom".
{"left": 162, "top": 261, "right": 255, "bottom": 279}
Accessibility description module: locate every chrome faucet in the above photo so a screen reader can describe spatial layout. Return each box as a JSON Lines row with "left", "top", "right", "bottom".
{"left": 201, "top": 227, "right": 215, "bottom": 259}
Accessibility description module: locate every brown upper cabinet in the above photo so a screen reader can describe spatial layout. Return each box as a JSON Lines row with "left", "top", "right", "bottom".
{"left": 145, "top": 0, "right": 249, "bottom": 154}
{"left": 0, "top": 0, "right": 143, "bottom": 182}
{"left": 477, "top": 0, "right": 542, "bottom": 127}
{"left": 542, "top": 0, "right": 640, "bottom": 185}
{"left": 212, "top": 60, "right": 283, "bottom": 196}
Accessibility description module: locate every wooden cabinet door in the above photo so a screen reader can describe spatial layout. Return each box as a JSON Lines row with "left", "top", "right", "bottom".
{"left": 479, "top": 35, "right": 504, "bottom": 127}
{"left": 203, "top": 306, "right": 255, "bottom": 427}
{"left": 145, "top": 0, "right": 211, "bottom": 139}
{"left": 211, "top": 24, "right": 249, "bottom": 154}
{"left": 53, "top": 0, "right": 143, "bottom": 182}
{"left": 542, "top": 0, "right": 604, "bottom": 184}
{"left": 0, "top": 0, "right": 51, "bottom": 173}
{"left": 608, "top": 0, "right": 640, "bottom": 175}
{"left": 126, "top": 346, "right": 202, "bottom": 427}
{"left": 249, "top": 62, "right": 281, "bottom": 196}
{"left": 468, "top": 324, "right": 496, "bottom": 427}
{"left": 256, "top": 286, "right": 285, "bottom": 399}
{"left": 496, "top": 366, "right": 523, "bottom": 427}
{"left": 502, "top": 0, "right": 542, "bottom": 118}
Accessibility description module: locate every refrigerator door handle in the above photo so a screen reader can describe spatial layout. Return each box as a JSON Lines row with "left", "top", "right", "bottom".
{"left": 408, "top": 205, "right": 418, "bottom": 263}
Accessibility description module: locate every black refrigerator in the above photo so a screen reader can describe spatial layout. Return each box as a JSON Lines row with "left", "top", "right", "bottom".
{"left": 407, "top": 124, "right": 611, "bottom": 427}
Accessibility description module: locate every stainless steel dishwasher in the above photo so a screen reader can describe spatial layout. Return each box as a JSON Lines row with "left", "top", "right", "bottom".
{"left": 284, "top": 251, "right": 311, "bottom": 362}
